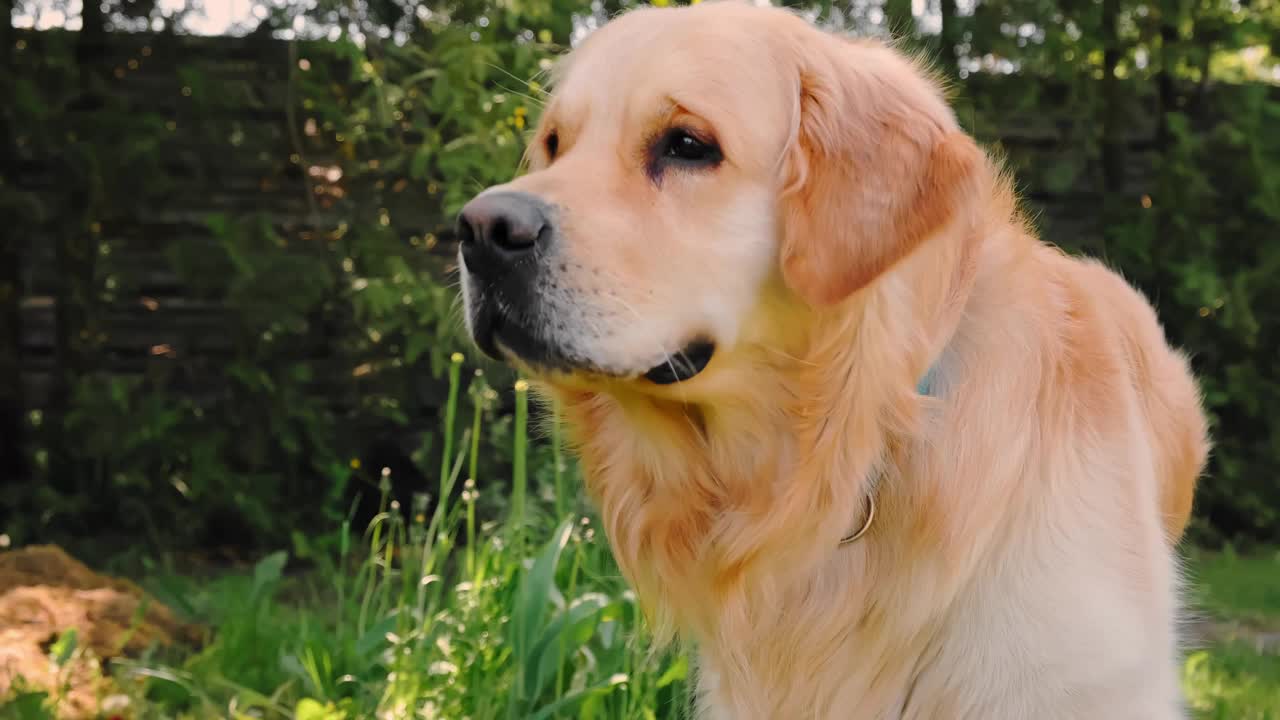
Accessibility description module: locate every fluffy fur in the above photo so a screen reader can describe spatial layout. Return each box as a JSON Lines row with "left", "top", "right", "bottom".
{"left": 458, "top": 3, "right": 1211, "bottom": 717}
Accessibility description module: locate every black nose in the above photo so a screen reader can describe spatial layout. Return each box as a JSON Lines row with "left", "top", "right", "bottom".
{"left": 457, "top": 191, "right": 551, "bottom": 278}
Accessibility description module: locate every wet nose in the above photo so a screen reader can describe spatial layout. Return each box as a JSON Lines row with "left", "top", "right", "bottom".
{"left": 456, "top": 191, "right": 552, "bottom": 278}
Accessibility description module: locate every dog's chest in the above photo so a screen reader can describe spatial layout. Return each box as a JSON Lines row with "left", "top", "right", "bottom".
{"left": 690, "top": 500, "right": 1182, "bottom": 720}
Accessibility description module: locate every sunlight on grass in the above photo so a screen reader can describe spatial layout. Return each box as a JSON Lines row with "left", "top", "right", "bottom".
{"left": 1184, "top": 547, "right": 1280, "bottom": 719}
{"left": 1185, "top": 643, "right": 1280, "bottom": 719}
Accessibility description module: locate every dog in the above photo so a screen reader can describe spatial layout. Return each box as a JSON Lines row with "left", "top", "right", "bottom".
{"left": 455, "top": 2, "right": 1211, "bottom": 717}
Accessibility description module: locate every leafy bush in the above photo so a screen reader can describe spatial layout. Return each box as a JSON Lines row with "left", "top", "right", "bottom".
{"left": 3, "top": 0, "right": 1280, "bottom": 550}
{"left": 105, "top": 364, "right": 689, "bottom": 720}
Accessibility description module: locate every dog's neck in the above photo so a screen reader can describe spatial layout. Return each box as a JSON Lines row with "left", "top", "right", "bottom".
{"left": 546, "top": 211, "right": 982, "bottom": 641}
{"left": 838, "top": 362, "right": 941, "bottom": 545}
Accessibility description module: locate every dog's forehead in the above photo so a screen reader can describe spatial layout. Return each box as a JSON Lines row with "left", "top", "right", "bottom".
{"left": 550, "top": 6, "right": 796, "bottom": 134}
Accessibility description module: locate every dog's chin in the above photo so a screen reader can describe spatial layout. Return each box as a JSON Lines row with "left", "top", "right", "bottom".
{"left": 495, "top": 339, "right": 717, "bottom": 388}
{"left": 469, "top": 311, "right": 715, "bottom": 387}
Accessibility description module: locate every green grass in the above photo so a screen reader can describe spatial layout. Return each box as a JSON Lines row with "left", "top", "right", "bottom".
{"left": 2, "top": 357, "right": 1278, "bottom": 719}
{"left": 1184, "top": 641, "right": 1280, "bottom": 720}
{"left": 1187, "top": 547, "right": 1280, "bottom": 628}
{"left": 1183, "top": 548, "right": 1280, "bottom": 719}
{"left": 89, "top": 359, "right": 690, "bottom": 720}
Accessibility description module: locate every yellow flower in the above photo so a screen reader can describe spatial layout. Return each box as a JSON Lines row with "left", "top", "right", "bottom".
{"left": 350, "top": 458, "right": 362, "bottom": 470}
{"left": 652, "top": 0, "right": 669, "bottom": 6}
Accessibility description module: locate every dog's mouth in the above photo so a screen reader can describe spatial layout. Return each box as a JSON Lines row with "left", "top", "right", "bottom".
{"left": 468, "top": 292, "right": 715, "bottom": 385}
{"left": 472, "top": 301, "right": 578, "bottom": 372}
{"left": 643, "top": 341, "right": 716, "bottom": 385}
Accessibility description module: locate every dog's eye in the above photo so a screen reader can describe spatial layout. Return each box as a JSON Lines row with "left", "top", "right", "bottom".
{"left": 662, "top": 129, "right": 720, "bottom": 164}
{"left": 545, "top": 131, "right": 559, "bottom": 160}
{"left": 648, "top": 127, "right": 722, "bottom": 182}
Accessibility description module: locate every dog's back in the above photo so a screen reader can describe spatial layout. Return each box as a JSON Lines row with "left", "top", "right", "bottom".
{"left": 1076, "top": 259, "right": 1209, "bottom": 543}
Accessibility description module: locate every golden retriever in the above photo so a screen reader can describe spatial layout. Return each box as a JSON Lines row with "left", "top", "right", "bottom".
{"left": 455, "top": 2, "right": 1211, "bottom": 717}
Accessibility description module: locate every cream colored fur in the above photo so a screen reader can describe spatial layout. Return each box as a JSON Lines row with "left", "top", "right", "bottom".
{"left": 462, "top": 3, "right": 1211, "bottom": 717}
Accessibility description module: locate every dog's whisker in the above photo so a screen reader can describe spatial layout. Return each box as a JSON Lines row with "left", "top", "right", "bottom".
{"left": 485, "top": 63, "right": 551, "bottom": 97}
{"left": 759, "top": 343, "right": 818, "bottom": 366}
{"left": 595, "top": 292, "right": 691, "bottom": 403}
{"left": 492, "top": 83, "right": 548, "bottom": 109}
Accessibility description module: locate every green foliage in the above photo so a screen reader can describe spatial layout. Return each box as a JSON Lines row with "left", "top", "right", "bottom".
{"left": 1188, "top": 546, "right": 1280, "bottom": 625}
{"left": 2, "top": 0, "right": 1280, "bottom": 556}
{"left": 1103, "top": 84, "right": 1280, "bottom": 545}
{"left": 1184, "top": 644, "right": 1280, "bottom": 720}
{"left": 3, "top": 0, "right": 1280, "bottom": 715}
{"left": 1183, "top": 548, "right": 1280, "bottom": 719}
{"left": 2, "top": 13, "right": 564, "bottom": 547}
{"left": 96, "top": 368, "right": 689, "bottom": 720}
{"left": 7, "top": 380, "right": 1276, "bottom": 719}
{"left": 0, "top": 689, "right": 56, "bottom": 720}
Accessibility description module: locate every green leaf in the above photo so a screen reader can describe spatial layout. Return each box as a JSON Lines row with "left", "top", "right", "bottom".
{"left": 525, "top": 673, "right": 628, "bottom": 720}
{"left": 295, "top": 698, "right": 345, "bottom": 720}
{"left": 205, "top": 212, "right": 232, "bottom": 240}
{"left": 510, "top": 519, "right": 574, "bottom": 700}
{"left": 291, "top": 530, "right": 313, "bottom": 560}
{"left": 355, "top": 614, "right": 398, "bottom": 660}
{"left": 252, "top": 551, "right": 288, "bottom": 594}
{"left": 0, "top": 689, "right": 54, "bottom": 720}
{"left": 656, "top": 654, "right": 689, "bottom": 689}
{"left": 295, "top": 698, "right": 325, "bottom": 720}
{"left": 49, "top": 628, "right": 78, "bottom": 667}
{"left": 405, "top": 332, "right": 432, "bottom": 365}
{"left": 528, "top": 592, "right": 610, "bottom": 697}
{"left": 1043, "top": 155, "right": 1081, "bottom": 194}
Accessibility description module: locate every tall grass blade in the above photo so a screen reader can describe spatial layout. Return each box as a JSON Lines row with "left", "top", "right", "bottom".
{"left": 510, "top": 379, "right": 530, "bottom": 549}
{"left": 466, "top": 373, "right": 484, "bottom": 579}
{"left": 551, "top": 395, "right": 567, "bottom": 521}
{"left": 509, "top": 519, "right": 574, "bottom": 708}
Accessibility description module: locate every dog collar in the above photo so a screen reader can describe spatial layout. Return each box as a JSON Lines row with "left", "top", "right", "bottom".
{"left": 917, "top": 365, "right": 937, "bottom": 398}
{"left": 839, "top": 366, "right": 938, "bottom": 546}
{"left": 838, "top": 493, "right": 877, "bottom": 546}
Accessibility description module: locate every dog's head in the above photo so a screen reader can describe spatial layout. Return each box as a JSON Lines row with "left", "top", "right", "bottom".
{"left": 457, "top": 1, "right": 982, "bottom": 393}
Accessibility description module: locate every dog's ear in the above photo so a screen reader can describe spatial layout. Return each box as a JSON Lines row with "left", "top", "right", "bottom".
{"left": 779, "top": 38, "right": 984, "bottom": 307}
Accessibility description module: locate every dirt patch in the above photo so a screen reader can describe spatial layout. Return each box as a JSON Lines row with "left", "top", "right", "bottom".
{"left": 0, "top": 545, "right": 202, "bottom": 718}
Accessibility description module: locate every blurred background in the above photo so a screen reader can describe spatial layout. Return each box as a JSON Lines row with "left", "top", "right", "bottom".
{"left": 1, "top": 0, "right": 1278, "bottom": 717}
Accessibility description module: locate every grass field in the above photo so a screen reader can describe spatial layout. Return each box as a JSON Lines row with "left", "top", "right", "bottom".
{"left": 4, "top": 362, "right": 1278, "bottom": 719}
{"left": 1182, "top": 547, "right": 1280, "bottom": 719}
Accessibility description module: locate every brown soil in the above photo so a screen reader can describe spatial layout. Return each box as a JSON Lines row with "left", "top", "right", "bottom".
{"left": 0, "top": 545, "right": 203, "bottom": 718}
